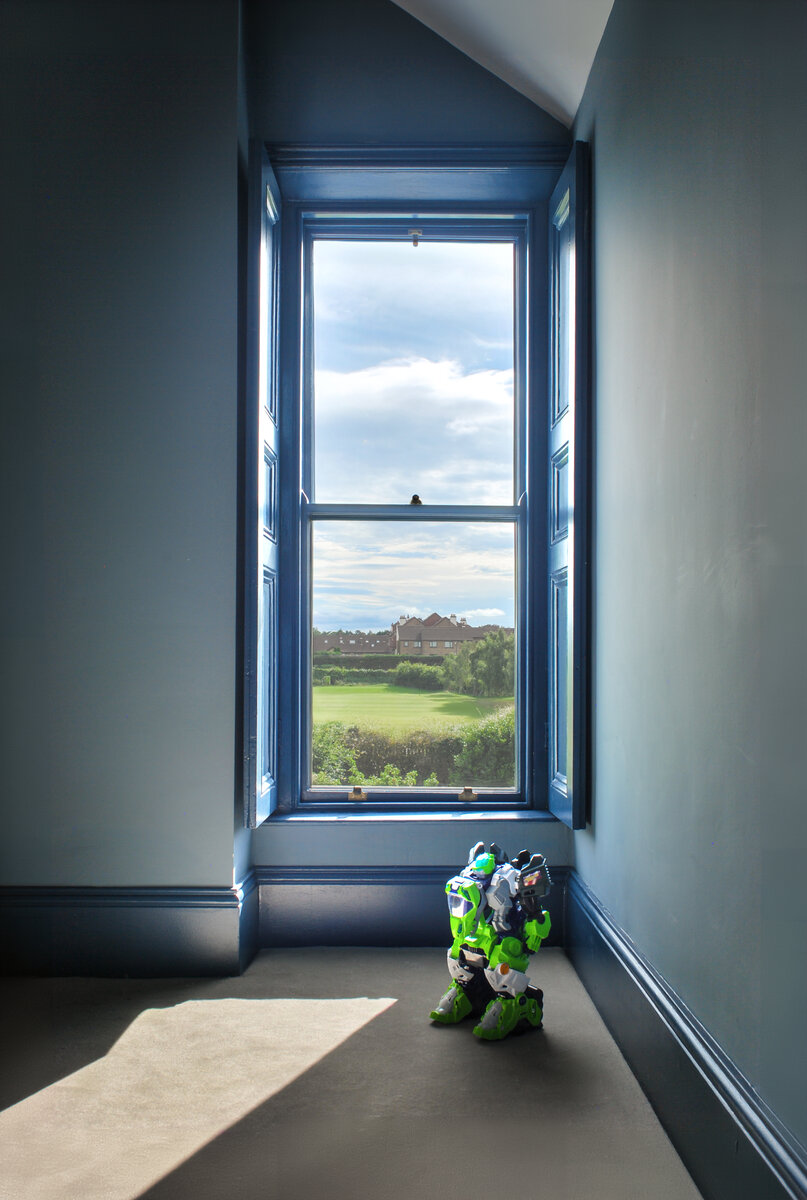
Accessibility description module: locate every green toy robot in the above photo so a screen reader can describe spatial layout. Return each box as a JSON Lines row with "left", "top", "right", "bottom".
{"left": 430, "top": 842, "right": 551, "bottom": 1040}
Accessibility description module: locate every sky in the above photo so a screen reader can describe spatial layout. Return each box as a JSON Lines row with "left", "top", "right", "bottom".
{"left": 311, "top": 236, "right": 516, "bottom": 631}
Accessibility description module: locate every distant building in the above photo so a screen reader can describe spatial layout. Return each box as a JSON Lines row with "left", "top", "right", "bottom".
{"left": 391, "top": 612, "right": 508, "bottom": 656}
{"left": 313, "top": 630, "right": 394, "bottom": 655}
{"left": 314, "top": 613, "right": 511, "bottom": 656}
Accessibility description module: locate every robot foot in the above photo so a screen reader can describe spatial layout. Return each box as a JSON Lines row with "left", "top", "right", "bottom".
{"left": 430, "top": 983, "right": 474, "bottom": 1025}
{"left": 472, "top": 991, "right": 543, "bottom": 1041}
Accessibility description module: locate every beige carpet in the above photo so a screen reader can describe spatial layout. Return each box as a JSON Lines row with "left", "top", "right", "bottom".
{"left": 0, "top": 948, "right": 703, "bottom": 1200}
{"left": 0, "top": 997, "right": 395, "bottom": 1200}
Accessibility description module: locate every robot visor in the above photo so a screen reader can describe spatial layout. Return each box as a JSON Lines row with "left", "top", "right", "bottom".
{"left": 448, "top": 891, "right": 474, "bottom": 918}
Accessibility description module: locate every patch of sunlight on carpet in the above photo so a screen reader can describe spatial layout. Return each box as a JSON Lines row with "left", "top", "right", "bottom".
{"left": 0, "top": 996, "right": 396, "bottom": 1200}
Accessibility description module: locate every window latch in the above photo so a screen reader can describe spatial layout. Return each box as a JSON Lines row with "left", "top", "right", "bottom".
{"left": 408, "top": 228, "right": 422, "bottom": 247}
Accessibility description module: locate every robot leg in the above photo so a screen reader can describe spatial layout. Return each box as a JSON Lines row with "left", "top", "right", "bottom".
{"left": 430, "top": 949, "right": 490, "bottom": 1024}
{"left": 473, "top": 962, "right": 544, "bottom": 1041}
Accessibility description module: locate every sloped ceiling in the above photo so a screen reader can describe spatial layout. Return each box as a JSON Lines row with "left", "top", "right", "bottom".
{"left": 391, "top": 0, "right": 614, "bottom": 127}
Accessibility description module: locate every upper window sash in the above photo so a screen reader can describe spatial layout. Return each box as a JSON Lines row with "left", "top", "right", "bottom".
{"left": 300, "top": 214, "right": 529, "bottom": 510}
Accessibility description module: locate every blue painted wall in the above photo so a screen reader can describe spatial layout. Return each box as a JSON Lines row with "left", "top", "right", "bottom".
{"left": 242, "top": 0, "right": 568, "bottom": 147}
{"left": 0, "top": 0, "right": 240, "bottom": 886}
{"left": 573, "top": 0, "right": 807, "bottom": 1150}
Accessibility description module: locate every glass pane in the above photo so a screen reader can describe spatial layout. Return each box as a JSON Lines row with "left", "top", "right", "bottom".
{"left": 312, "top": 239, "right": 514, "bottom": 504}
{"left": 551, "top": 572, "right": 568, "bottom": 783}
{"left": 258, "top": 571, "right": 276, "bottom": 787}
{"left": 552, "top": 198, "right": 576, "bottom": 427}
{"left": 310, "top": 521, "right": 516, "bottom": 791}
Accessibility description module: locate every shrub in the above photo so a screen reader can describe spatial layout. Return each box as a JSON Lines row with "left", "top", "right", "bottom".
{"left": 311, "top": 722, "right": 463, "bottom": 786}
{"left": 311, "top": 721, "right": 359, "bottom": 785}
{"left": 346, "top": 727, "right": 461, "bottom": 781}
{"left": 450, "top": 705, "right": 515, "bottom": 788}
{"left": 361, "top": 764, "right": 419, "bottom": 787}
{"left": 392, "top": 661, "right": 443, "bottom": 690}
{"left": 312, "top": 711, "right": 515, "bottom": 790}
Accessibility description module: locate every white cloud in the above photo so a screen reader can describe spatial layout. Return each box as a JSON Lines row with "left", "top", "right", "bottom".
{"left": 314, "top": 239, "right": 514, "bottom": 351}
{"left": 312, "top": 522, "right": 515, "bottom": 630}
{"left": 314, "top": 356, "right": 513, "bottom": 504}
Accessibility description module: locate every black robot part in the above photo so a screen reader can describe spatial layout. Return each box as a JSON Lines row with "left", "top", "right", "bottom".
{"left": 517, "top": 853, "right": 551, "bottom": 916}
{"left": 457, "top": 948, "right": 500, "bottom": 1015}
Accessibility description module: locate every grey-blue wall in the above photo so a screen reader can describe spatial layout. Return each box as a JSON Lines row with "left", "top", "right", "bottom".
{"left": 0, "top": 0, "right": 240, "bottom": 887}
{"left": 573, "top": 0, "right": 807, "bottom": 1149}
{"left": 243, "top": 0, "right": 568, "bottom": 147}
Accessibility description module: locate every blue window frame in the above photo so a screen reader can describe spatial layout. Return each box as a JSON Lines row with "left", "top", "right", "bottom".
{"left": 546, "top": 142, "right": 590, "bottom": 830}
{"left": 242, "top": 144, "right": 588, "bottom": 822}
{"left": 297, "top": 213, "right": 528, "bottom": 810}
{"left": 243, "top": 144, "right": 281, "bottom": 827}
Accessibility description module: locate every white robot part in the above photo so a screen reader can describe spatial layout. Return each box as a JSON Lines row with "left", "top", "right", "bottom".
{"left": 483, "top": 962, "right": 530, "bottom": 998}
{"left": 476, "top": 999, "right": 504, "bottom": 1033}
{"left": 447, "top": 951, "right": 476, "bottom": 986}
{"left": 485, "top": 864, "right": 520, "bottom": 933}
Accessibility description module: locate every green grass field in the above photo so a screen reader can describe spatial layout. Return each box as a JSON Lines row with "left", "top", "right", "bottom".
{"left": 312, "top": 684, "right": 512, "bottom": 733}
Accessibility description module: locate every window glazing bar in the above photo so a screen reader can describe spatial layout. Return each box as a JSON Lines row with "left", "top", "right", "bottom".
{"left": 304, "top": 502, "right": 521, "bottom": 522}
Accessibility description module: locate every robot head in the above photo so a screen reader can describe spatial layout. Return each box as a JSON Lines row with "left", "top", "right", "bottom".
{"left": 465, "top": 842, "right": 505, "bottom": 880}
{"left": 470, "top": 851, "right": 496, "bottom": 878}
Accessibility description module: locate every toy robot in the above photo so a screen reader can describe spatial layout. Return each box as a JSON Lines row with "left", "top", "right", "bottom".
{"left": 430, "top": 842, "right": 551, "bottom": 1040}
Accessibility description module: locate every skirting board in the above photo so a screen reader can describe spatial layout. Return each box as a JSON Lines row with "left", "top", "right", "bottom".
{"left": 0, "top": 886, "right": 247, "bottom": 977}
{"left": 0, "top": 867, "right": 564, "bottom": 976}
{"left": 566, "top": 871, "right": 807, "bottom": 1200}
{"left": 253, "top": 864, "right": 568, "bottom": 948}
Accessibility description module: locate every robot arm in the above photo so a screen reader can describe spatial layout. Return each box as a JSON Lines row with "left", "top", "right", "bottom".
{"left": 516, "top": 851, "right": 552, "bottom": 951}
{"left": 524, "top": 911, "right": 551, "bottom": 952}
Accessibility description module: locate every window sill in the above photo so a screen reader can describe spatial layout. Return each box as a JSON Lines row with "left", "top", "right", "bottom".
{"left": 261, "top": 808, "right": 559, "bottom": 826}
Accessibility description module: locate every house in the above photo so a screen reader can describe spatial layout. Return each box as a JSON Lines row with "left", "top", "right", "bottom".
{"left": 392, "top": 612, "right": 500, "bottom": 655}
{"left": 2, "top": 1, "right": 806, "bottom": 1197}
{"left": 313, "top": 630, "right": 395, "bottom": 654}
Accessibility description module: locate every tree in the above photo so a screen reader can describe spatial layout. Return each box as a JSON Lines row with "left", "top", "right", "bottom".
{"left": 441, "top": 642, "right": 473, "bottom": 693}
{"left": 468, "top": 629, "right": 514, "bottom": 697}
{"left": 442, "top": 630, "right": 514, "bottom": 697}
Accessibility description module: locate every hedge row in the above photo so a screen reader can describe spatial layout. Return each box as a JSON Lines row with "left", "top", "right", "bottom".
{"left": 311, "top": 707, "right": 515, "bottom": 789}
{"left": 312, "top": 662, "right": 450, "bottom": 690}
{"left": 313, "top": 667, "right": 392, "bottom": 685}
{"left": 313, "top": 652, "right": 445, "bottom": 669}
